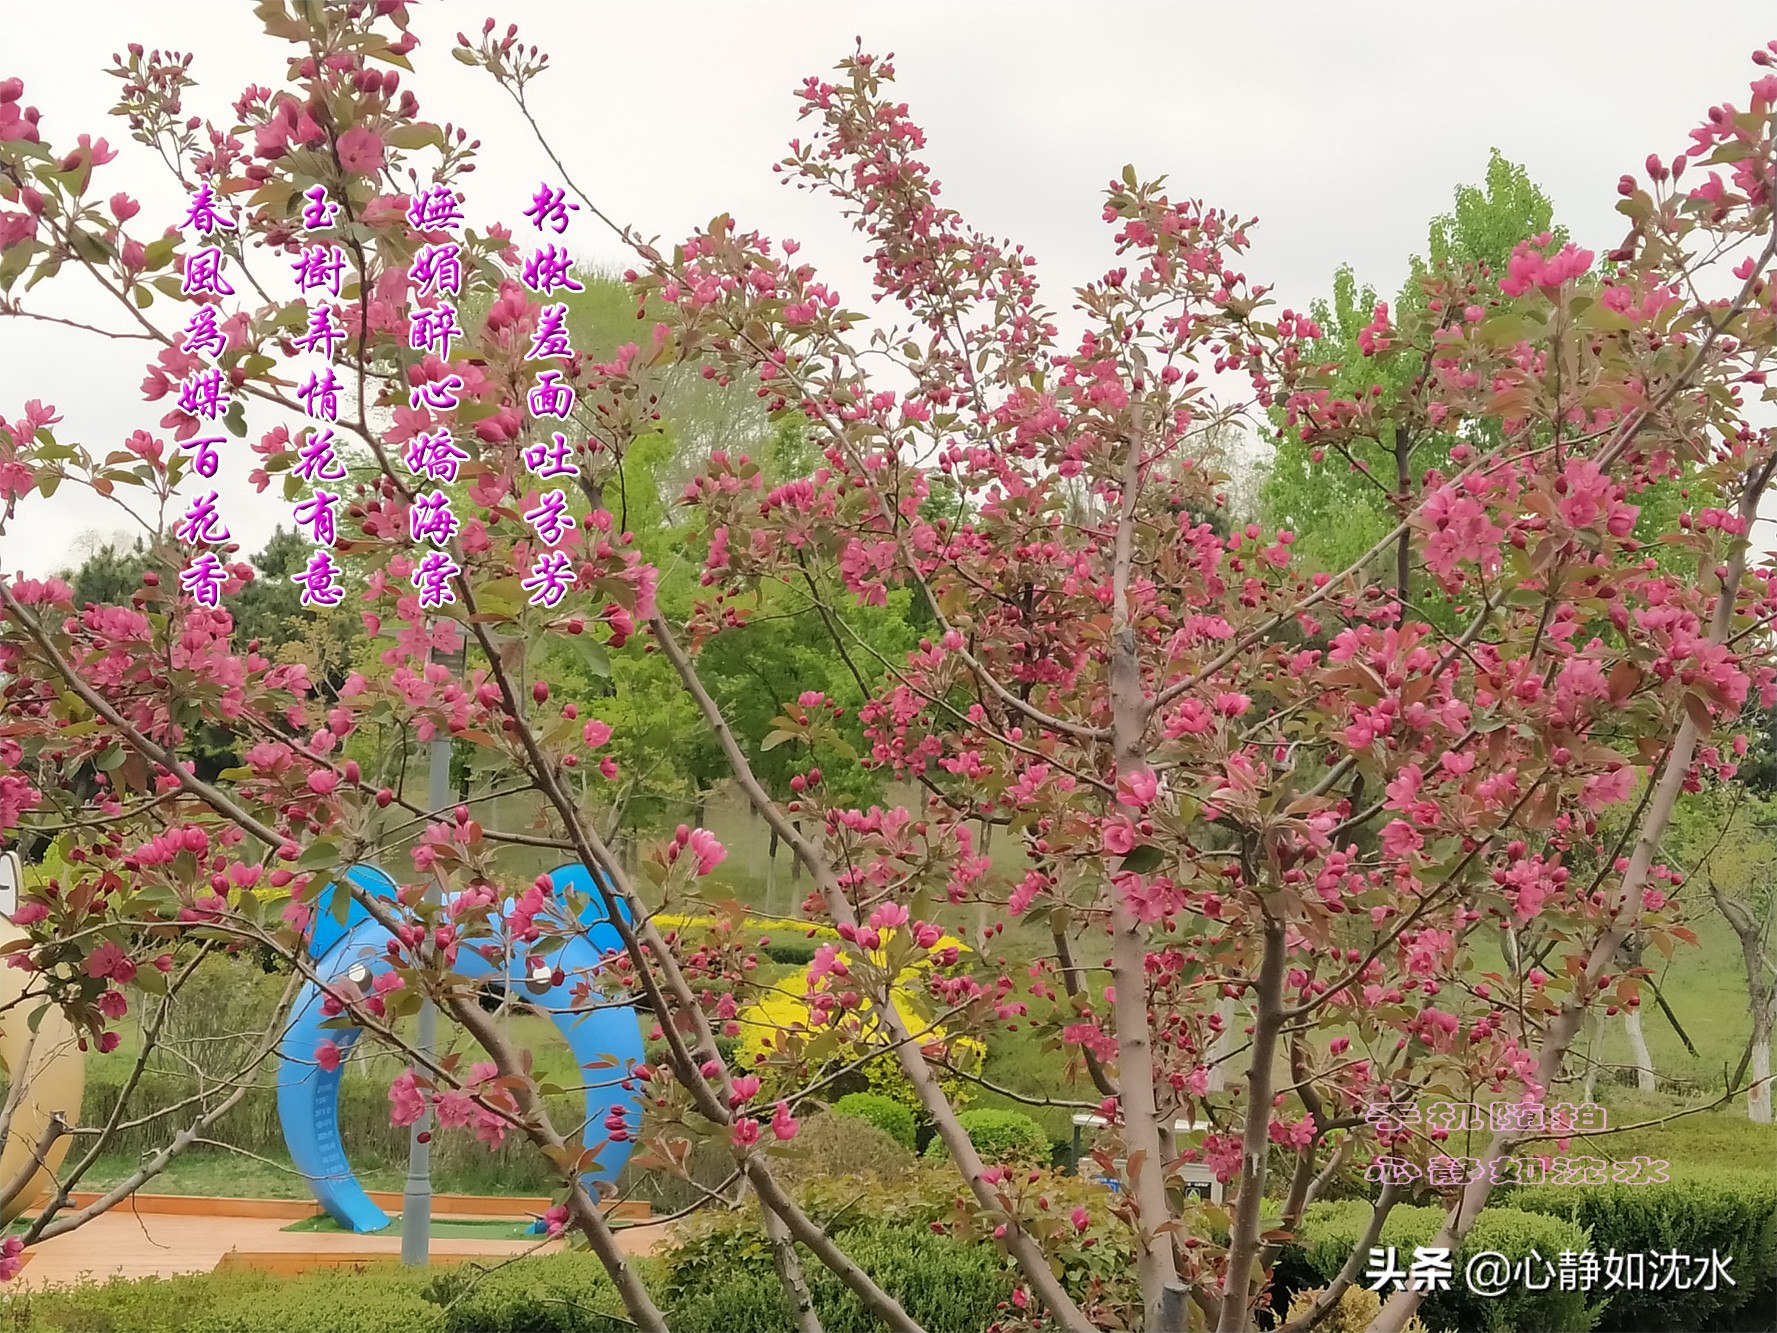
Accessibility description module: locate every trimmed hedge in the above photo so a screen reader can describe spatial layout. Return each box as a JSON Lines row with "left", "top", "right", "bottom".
{"left": 660, "top": 1218, "right": 1014, "bottom": 1333}
{"left": 426, "top": 1256, "right": 633, "bottom": 1332}
{"left": 1, "top": 1267, "right": 444, "bottom": 1333}
{"left": 762, "top": 938, "right": 819, "bottom": 966}
{"left": 16, "top": 1184, "right": 1770, "bottom": 1333}
{"left": 769, "top": 1112, "right": 915, "bottom": 1189}
{"left": 188, "top": 1274, "right": 443, "bottom": 1333}
{"left": 1511, "top": 1171, "right": 1777, "bottom": 1332}
{"left": 832, "top": 1092, "right": 917, "bottom": 1150}
{"left": 2, "top": 1229, "right": 1006, "bottom": 1333}
{"left": 922, "top": 1108, "right": 1049, "bottom": 1168}
{"left": 3, "top": 1270, "right": 257, "bottom": 1333}
{"left": 1291, "top": 1200, "right": 1602, "bottom": 1333}
{"left": 3, "top": 1259, "right": 638, "bottom": 1333}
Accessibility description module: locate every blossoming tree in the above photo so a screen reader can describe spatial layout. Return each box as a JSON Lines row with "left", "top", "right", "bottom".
{"left": 3, "top": 4, "right": 1776, "bottom": 1329}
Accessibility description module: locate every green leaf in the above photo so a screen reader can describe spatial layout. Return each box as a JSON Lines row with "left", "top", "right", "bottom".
{"left": 68, "top": 229, "right": 113, "bottom": 264}
{"left": 254, "top": 0, "right": 310, "bottom": 41}
{"left": 24, "top": 256, "right": 63, "bottom": 291}
{"left": 760, "top": 729, "right": 798, "bottom": 752}
{"left": 142, "top": 236, "right": 178, "bottom": 270}
{"left": 0, "top": 239, "right": 42, "bottom": 292}
{"left": 367, "top": 46, "right": 414, "bottom": 71}
{"left": 327, "top": 874, "right": 352, "bottom": 926}
{"left": 384, "top": 123, "right": 438, "bottom": 150}
{"left": 248, "top": 179, "right": 295, "bottom": 215}
{"left": 298, "top": 839, "right": 340, "bottom": 873}
{"left": 1479, "top": 312, "right": 1542, "bottom": 346}
{"left": 1119, "top": 844, "right": 1165, "bottom": 875}
{"left": 562, "top": 633, "right": 609, "bottom": 678}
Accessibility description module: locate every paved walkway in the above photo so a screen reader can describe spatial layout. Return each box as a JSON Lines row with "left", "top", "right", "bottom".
{"left": 17, "top": 1206, "right": 673, "bottom": 1289}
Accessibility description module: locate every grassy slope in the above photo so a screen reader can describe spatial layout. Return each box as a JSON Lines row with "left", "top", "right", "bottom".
{"left": 39, "top": 804, "right": 1774, "bottom": 1199}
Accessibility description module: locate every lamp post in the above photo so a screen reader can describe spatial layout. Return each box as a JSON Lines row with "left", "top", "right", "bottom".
{"left": 402, "top": 636, "right": 462, "bottom": 1265}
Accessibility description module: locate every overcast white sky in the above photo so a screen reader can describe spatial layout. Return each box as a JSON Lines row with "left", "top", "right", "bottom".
{"left": 2, "top": 1, "right": 1774, "bottom": 577}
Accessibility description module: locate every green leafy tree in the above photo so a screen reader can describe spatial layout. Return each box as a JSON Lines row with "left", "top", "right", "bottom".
{"left": 230, "top": 526, "right": 362, "bottom": 689}
{"left": 1666, "top": 787, "right": 1777, "bottom": 1121}
{"left": 1422, "top": 148, "right": 1561, "bottom": 274}
{"left": 540, "top": 279, "right": 926, "bottom": 852}
{"left": 61, "top": 536, "right": 150, "bottom": 607}
{"left": 1262, "top": 150, "right": 1560, "bottom": 576}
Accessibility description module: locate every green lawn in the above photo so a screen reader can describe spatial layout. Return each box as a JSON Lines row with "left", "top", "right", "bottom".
{"left": 1586, "top": 913, "right": 1757, "bottom": 1091}
{"left": 74, "top": 1151, "right": 513, "bottom": 1201}
{"left": 280, "top": 1214, "right": 542, "bottom": 1239}
{"left": 1576, "top": 1088, "right": 1777, "bottom": 1175}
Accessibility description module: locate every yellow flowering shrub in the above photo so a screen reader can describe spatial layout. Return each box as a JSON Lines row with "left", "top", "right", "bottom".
{"left": 735, "top": 931, "right": 983, "bottom": 1112}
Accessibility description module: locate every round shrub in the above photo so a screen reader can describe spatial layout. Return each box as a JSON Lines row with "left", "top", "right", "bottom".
{"left": 661, "top": 1218, "right": 1013, "bottom": 1333}
{"left": 1284, "top": 1285, "right": 1431, "bottom": 1333}
{"left": 832, "top": 1092, "right": 917, "bottom": 1150}
{"left": 773, "top": 1111, "right": 915, "bottom": 1189}
{"left": 762, "top": 938, "right": 818, "bottom": 966}
{"left": 922, "top": 1108, "right": 1049, "bottom": 1168}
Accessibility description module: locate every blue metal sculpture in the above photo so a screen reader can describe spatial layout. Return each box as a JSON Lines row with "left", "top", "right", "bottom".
{"left": 275, "top": 862, "right": 643, "bottom": 1232}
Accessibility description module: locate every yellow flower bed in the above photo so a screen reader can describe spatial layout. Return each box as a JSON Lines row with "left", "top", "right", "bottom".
{"left": 735, "top": 930, "right": 983, "bottom": 1084}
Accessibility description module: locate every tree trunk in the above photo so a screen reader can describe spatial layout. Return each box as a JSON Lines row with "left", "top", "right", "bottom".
{"left": 1216, "top": 917, "right": 1288, "bottom": 1332}
{"left": 1105, "top": 423, "right": 1177, "bottom": 1332}
{"left": 1750, "top": 1027, "right": 1773, "bottom": 1125}
{"left": 1712, "top": 883, "right": 1776, "bottom": 1123}
{"left": 766, "top": 826, "right": 779, "bottom": 917}
{"left": 1622, "top": 1010, "right": 1656, "bottom": 1093}
{"left": 1749, "top": 966, "right": 1774, "bottom": 1125}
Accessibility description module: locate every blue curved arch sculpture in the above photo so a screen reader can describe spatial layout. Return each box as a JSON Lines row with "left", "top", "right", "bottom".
{"left": 276, "top": 862, "right": 643, "bottom": 1232}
